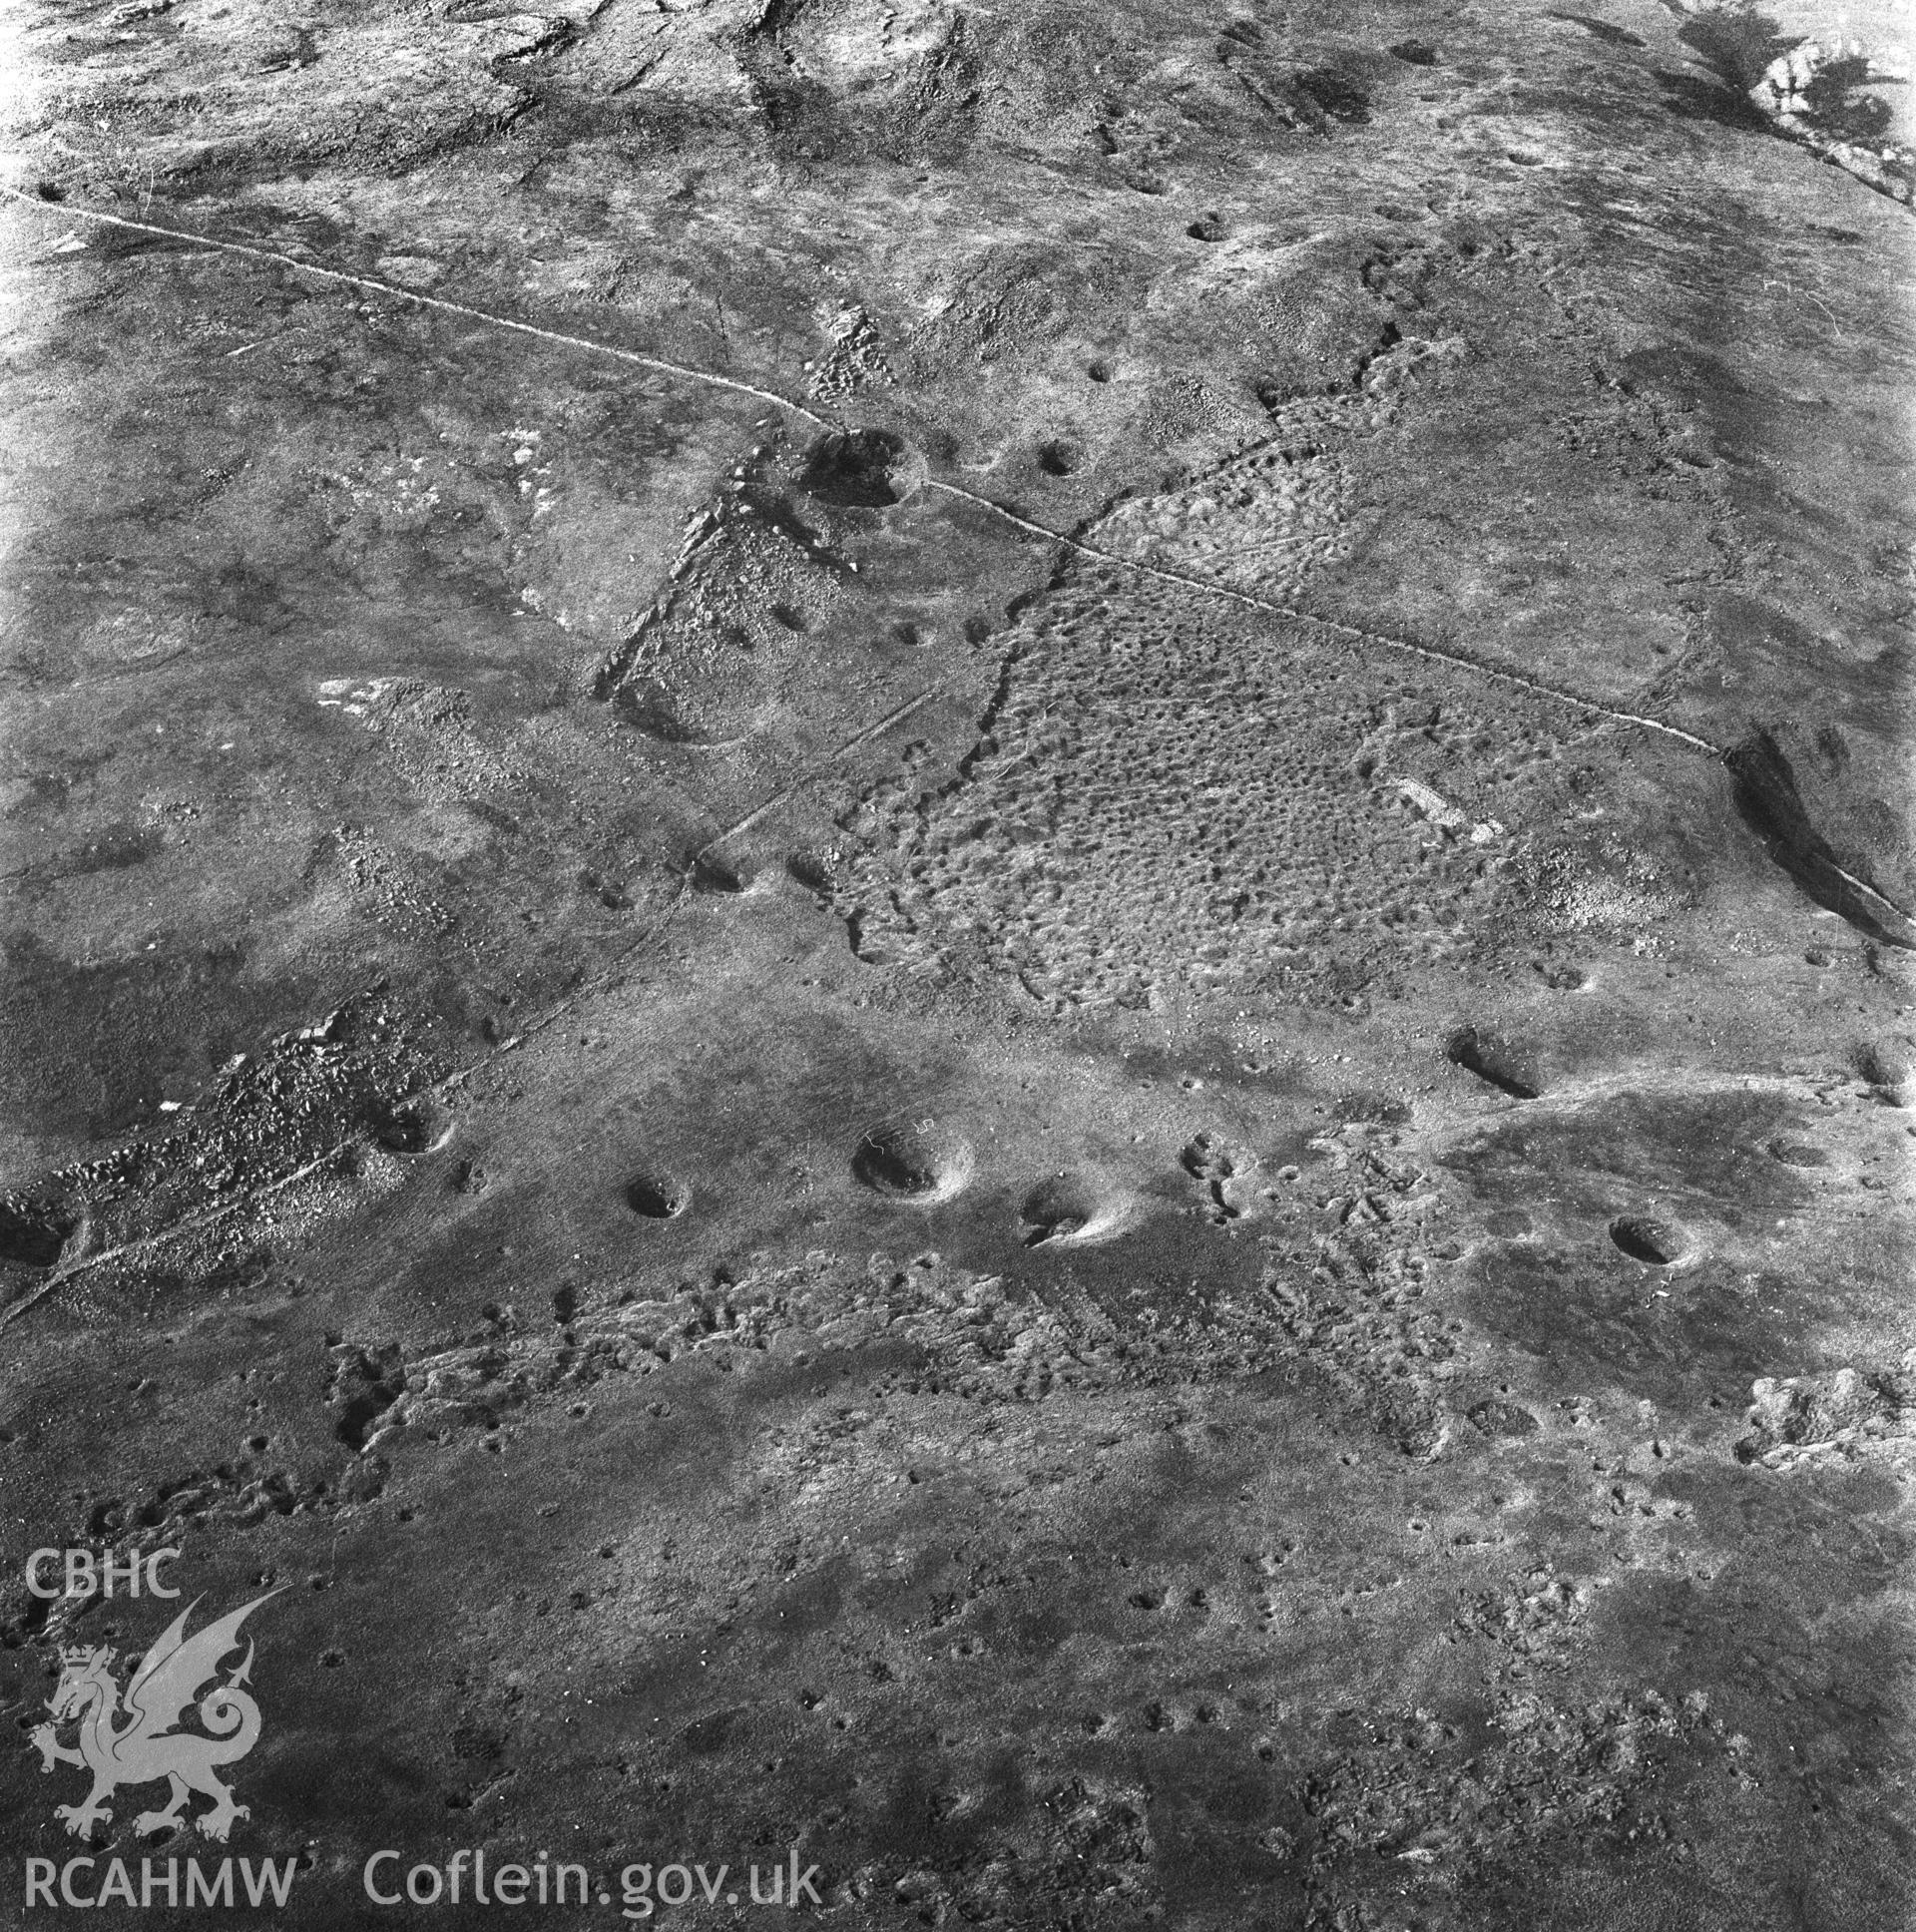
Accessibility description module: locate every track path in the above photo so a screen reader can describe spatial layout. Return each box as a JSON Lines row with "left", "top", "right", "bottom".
{"left": 3, "top": 187, "right": 1721, "bottom": 751}
{"left": 2, "top": 186, "right": 1906, "bottom": 1318}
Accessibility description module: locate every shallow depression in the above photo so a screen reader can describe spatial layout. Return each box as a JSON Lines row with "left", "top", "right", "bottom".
{"left": 1018, "top": 1172, "right": 1109, "bottom": 1246}
{"left": 851, "top": 1122, "right": 972, "bottom": 1203}
{"left": 626, "top": 1174, "right": 691, "bottom": 1219}
{"left": 1608, "top": 1214, "right": 1687, "bottom": 1265}
{"left": 0, "top": 1196, "right": 76, "bottom": 1270}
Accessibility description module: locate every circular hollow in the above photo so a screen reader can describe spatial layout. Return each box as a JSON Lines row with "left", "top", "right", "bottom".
{"left": 691, "top": 853, "right": 748, "bottom": 894}
{"left": 1466, "top": 1397, "right": 1538, "bottom": 1439}
{"left": 800, "top": 428, "right": 919, "bottom": 508}
{"left": 0, "top": 1196, "right": 76, "bottom": 1270}
{"left": 1851, "top": 1043, "right": 1908, "bottom": 1090}
{"left": 1187, "top": 213, "right": 1227, "bottom": 242}
{"left": 614, "top": 686, "right": 723, "bottom": 744}
{"left": 1017, "top": 1173, "right": 1115, "bottom": 1247}
{"left": 626, "top": 1174, "right": 690, "bottom": 1219}
{"left": 366, "top": 1097, "right": 451, "bottom": 1157}
{"left": 786, "top": 851, "right": 835, "bottom": 894}
{"left": 1087, "top": 358, "right": 1114, "bottom": 383}
{"left": 1332, "top": 1090, "right": 1411, "bottom": 1127}
{"left": 1609, "top": 1215, "right": 1684, "bottom": 1265}
{"left": 1037, "top": 439, "right": 1081, "bottom": 478}
{"left": 851, "top": 1122, "right": 971, "bottom": 1204}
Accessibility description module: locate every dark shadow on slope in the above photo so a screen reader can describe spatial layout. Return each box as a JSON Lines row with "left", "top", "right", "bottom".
{"left": 1677, "top": 4, "right": 1799, "bottom": 92}
{"left": 1653, "top": 4, "right": 1796, "bottom": 127}
{"left": 1724, "top": 729, "right": 1915, "bottom": 948}
{"left": 1654, "top": 68, "right": 1770, "bottom": 126}
{"left": 1444, "top": 1028, "right": 1541, "bottom": 1101}
{"left": 1548, "top": 11, "right": 1648, "bottom": 49}
{"left": 1794, "top": 54, "right": 1895, "bottom": 141}
{"left": 1658, "top": 3, "right": 1896, "bottom": 147}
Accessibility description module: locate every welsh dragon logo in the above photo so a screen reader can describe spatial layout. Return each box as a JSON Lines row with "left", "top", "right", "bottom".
{"left": 30, "top": 1589, "right": 281, "bottom": 1843}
